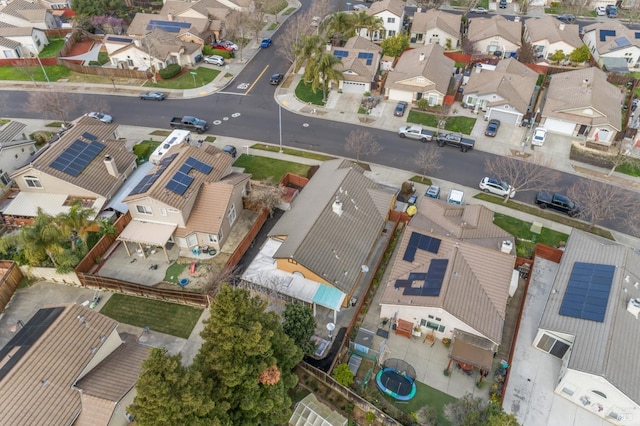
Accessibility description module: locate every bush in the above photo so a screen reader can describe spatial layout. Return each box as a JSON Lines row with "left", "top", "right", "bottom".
{"left": 159, "top": 64, "right": 181, "bottom": 80}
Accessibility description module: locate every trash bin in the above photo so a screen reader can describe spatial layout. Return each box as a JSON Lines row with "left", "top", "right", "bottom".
{"left": 350, "top": 297, "right": 357, "bottom": 307}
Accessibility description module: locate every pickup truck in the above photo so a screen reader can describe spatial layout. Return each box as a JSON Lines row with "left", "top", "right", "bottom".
{"left": 398, "top": 125, "right": 434, "bottom": 142}
{"left": 169, "top": 116, "right": 208, "bottom": 133}
{"left": 436, "top": 132, "right": 475, "bottom": 152}
{"left": 535, "top": 192, "right": 581, "bottom": 217}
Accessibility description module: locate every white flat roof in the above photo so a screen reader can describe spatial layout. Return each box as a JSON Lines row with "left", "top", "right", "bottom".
{"left": 2, "top": 192, "right": 105, "bottom": 218}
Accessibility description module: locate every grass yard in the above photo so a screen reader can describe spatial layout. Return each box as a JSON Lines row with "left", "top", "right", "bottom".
{"left": 233, "top": 154, "right": 311, "bottom": 181}
{"left": 150, "top": 130, "right": 172, "bottom": 136}
{"left": 100, "top": 293, "right": 203, "bottom": 339}
{"left": 145, "top": 67, "right": 219, "bottom": 89}
{"left": 39, "top": 38, "right": 65, "bottom": 57}
{"left": 616, "top": 161, "right": 640, "bottom": 177}
{"left": 0, "top": 65, "right": 70, "bottom": 82}
{"left": 89, "top": 52, "right": 110, "bottom": 66}
{"left": 132, "top": 140, "right": 161, "bottom": 164}
{"left": 250, "top": 143, "right": 334, "bottom": 161}
{"left": 409, "top": 175, "right": 433, "bottom": 185}
{"left": 407, "top": 111, "right": 476, "bottom": 134}
{"left": 164, "top": 262, "right": 187, "bottom": 283}
{"left": 295, "top": 80, "right": 325, "bottom": 106}
{"left": 493, "top": 213, "right": 569, "bottom": 257}
{"left": 381, "top": 380, "right": 456, "bottom": 425}
{"left": 407, "top": 110, "right": 438, "bottom": 127}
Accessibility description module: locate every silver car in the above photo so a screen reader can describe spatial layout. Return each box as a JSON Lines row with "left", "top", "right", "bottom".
{"left": 85, "top": 112, "right": 113, "bottom": 123}
{"left": 204, "top": 55, "right": 225, "bottom": 66}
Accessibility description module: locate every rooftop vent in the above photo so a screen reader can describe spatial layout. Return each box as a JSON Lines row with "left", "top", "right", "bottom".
{"left": 332, "top": 199, "right": 343, "bottom": 216}
{"left": 419, "top": 52, "right": 425, "bottom": 62}
{"left": 627, "top": 298, "right": 640, "bottom": 319}
{"left": 501, "top": 240, "right": 513, "bottom": 254}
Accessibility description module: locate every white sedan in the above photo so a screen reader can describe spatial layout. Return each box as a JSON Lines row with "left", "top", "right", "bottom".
{"left": 85, "top": 112, "right": 113, "bottom": 123}
{"left": 531, "top": 127, "right": 547, "bottom": 146}
{"left": 479, "top": 177, "right": 515, "bottom": 198}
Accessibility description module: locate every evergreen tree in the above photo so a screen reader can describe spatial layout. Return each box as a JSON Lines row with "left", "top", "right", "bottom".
{"left": 282, "top": 302, "right": 317, "bottom": 354}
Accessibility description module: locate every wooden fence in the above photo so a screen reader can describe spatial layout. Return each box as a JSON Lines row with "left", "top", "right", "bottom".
{"left": 280, "top": 172, "right": 309, "bottom": 189}
{"left": 0, "top": 261, "right": 24, "bottom": 313}
{"left": 75, "top": 212, "right": 131, "bottom": 274}
{"left": 222, "top": 208, "right": 269, "bottom": 273}
{"left": 444, "top": 52, "right": 472, "bottom": 64}
{"left": 59, "top": 60, "right": 151, "bottom": 79}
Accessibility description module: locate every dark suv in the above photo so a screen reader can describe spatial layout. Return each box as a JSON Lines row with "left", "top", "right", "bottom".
{"left": 499, "top": 0, "right": 507, "bottom": 8}
{"left": 269, "top": 73, "right": 284, "bottom": 85}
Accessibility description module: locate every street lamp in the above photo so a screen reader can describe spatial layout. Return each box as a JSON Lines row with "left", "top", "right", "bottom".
{"left": 30, "top": 49, "right": 49, "bottom": 83}
{"left": 278, "top": 104, "right": 283, "bottom": 153}
{"left": 111, "top": 77, "right": 117, "bottom": 91}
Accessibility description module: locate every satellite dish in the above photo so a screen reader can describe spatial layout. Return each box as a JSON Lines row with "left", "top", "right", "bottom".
{"left": 361, "top": 265, "right": 369, "bottom": 273}
{"left": 326, "top": 323, "right": 335, "bottom": 331}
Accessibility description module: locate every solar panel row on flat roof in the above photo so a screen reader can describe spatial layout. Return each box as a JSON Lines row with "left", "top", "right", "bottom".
{"left": 559, "top": 262, "right": 614, "bottom": 323}
{"left": 49, "top": 140, "right": 105, "bottom": 177}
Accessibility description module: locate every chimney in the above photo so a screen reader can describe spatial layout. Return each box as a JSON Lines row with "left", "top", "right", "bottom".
{"left": 581, "top": 78, "right": 590, "bottom": 89}
{"left": 559, "top": 23, "right": 565, "bottom": 31}
{"left": 500, "top": 240, "right": 513, "bottom": 254}
{"left": 332, "top": 199, "right": 343, "bottom": 216}
{"left": 326, "top": 42, "right": 332, "bottom": 52}
{"left": 167, "top": 13, "right": 174, "bottom": 21}
{"left": 133, "top": 39, "right": 141, "bottom": 48}
{"left": 419, "top": 52, "right": 425, "bottom": 62}
{"left": 104, "top": 155, "right": 118, "bottom": 177}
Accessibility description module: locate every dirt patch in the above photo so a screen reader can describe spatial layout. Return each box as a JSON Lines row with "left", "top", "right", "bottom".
{"left": 569, "top": 143, "right": 615, "bottom": 169}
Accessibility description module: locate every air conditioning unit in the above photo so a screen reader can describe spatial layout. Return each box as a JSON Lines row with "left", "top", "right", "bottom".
{"left": 627, "top": 298, "right": 640, "bottom": 319}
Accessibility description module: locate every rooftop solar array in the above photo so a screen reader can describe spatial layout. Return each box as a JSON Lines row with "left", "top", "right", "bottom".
{"left": 394, "top": 259, "right": 448, "bottom": 297}
{"left": 403, "top": 232, "right": 441, "bottom": 262}
{"left": 49, "top": 139, "right": 105, "bottom": 177}
{"left": 129, "top": 153, "right": 178, "bottom": 195}
{"left": 109, "top": 36, "right": 133, "bottom": 43}
{"left": 334, "top": 50, "right": 348, "bottom": 58}
{"left": 615, "top": 36, "right": 631, "bottom": 47}
{"left": 600, "top": 29, "right": 616, "bottom": 42}
{"left": 636, "top": 32, "right": 640, "bottom": 39}
{"left": 358, "top": 52, "right": 374, "bottom": 65}
{"left": 559, "top": 262, "right": 614, "bottom": 323}
{"left": 82, "top": 131, "right": 97, "bottom": 141}
{"left": 165, "top": 157, "right": 213, "bottom": 196}
{"left": 185, "top": 156, "right": 213, "bottom": 174}
{"left": 147, "top": 19, "right": 191, "bottom": 33}
{"left": 0, "top": 307, "right": 64, "bottom": 381}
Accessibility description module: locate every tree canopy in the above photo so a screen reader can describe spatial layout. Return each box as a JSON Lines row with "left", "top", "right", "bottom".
{"left": 282, "top": 302, "right": 317, "bottom": 354}
{"left": 380, "top": 33, "right": 410, "bottom": 57}
{"left": 568, "top": 45, "right": 590, "bottom": 64}
{"left": 70, "top": 0, "right": 127, "bottom": 18}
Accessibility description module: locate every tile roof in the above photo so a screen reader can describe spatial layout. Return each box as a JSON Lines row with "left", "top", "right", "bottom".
{"left": 385, "top": 43, "right": 455, "bottom": 95}
{"left": 468, "top": 15, "right": 522, "bottom": 46}
{"left": 123, "top": 143, "right": 233, "bottom": 212}
{"left": 127, "top": 13, "right": 210, "bottom": 38}
{"left": 463, "top": 58, "right": 538, "bottom": 113}
{"left": 366, "top": 0, "right": 404, "bottom": 18}
{"left": 538, "top": 230, "right": 640, "bottom": 405}
{"left": 0, "top": 35, "right": 21, "bottom": 49}
{"left": 411, "top": 9, "right": 461, "bottom": 39}
{"left": 524, "top": 16, "right": 582, "bottom": 48}
{"left": 268, "top": 159, "right": 394, "bottom": 295}
{"left": 0, "top": 305, "right": 119, "bottom": 426}
{"left": 11, "top": 117, "right": 136, "bottom": 198}
{"left": 173, "top": 172, "right": 250, "bottom": 238}
{"left": 0, "top": 0, "right": 47, "bottom": 22}
{"left": 380, "top": 198, "right": 515, "bottom": 344}
{"left": 0, "top": 120, "right": 27, "bottom": 143}
{"left": 541, "top": 67, "right": 622, "bottom": 130}
{"left": 0, "top": 25, "right": 35, "bottom": 36}
{"left": 161, "top": 0, "right": 231, "bottom": 20}
{"left": 332, "top": 36, "right": 381, "bottom": 83}
{"left": 583, "top": 20, "right": 640, "bottom": 54}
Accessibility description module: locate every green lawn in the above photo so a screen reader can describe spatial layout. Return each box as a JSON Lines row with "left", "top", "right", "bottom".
{"left": 0, "top": 65, "right": 70, "bottom": 82}
{"left": 493, "top": 213, "right": 569, "bottom": 257}
{"left": 409, "top": 175, "right": 433, "bottom": 185}
{"left": 99, "top": 293, "right": 203, "bottom": 339}
{"left": 295, "top": 80, "right": 325, "bottom": 106}
{"left": 407, "top": 110, "right": 438, "bottom": 127}
{"left": 145, "top": 67, "right": 219, "bottom": 89}
{"left": 89, "top": 52, "right": 110, "bottom": 66}
{"left": 39, "top": 38, "right": 65, "bottom": 57}
{"left": 233, "top": 154, "right": 311, "bottom": 181}
{"left": 616, "top": 161, "right": 640, "bottom": 177}
{"left": 132, "top": 140, "right": 161, "bottom": 164}
{"left": 164, "top": 262, "right": 187, "bottom": 283}
{"left": 381, "top": 380, "right": 456, "bottom": 425}
{"left": 407, "top": 111, "right": 476, "bottom": 134}
{"left": 250, "top": 143, "right": 334, "bottom": 161}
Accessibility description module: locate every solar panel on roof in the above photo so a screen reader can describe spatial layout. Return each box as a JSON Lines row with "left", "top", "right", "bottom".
{"left": 358, "top": 52, "right": 374, "bottom": 65}
{"left": 334, "top": 50, "right": 348, "bottom": 58}
{"left": 82, "top": 132, "right": 97, "bottom": 141}
{"left": 615, "top": 36, "right": 631, "bottom": 47}
{"left": 402, "top": 232, "right": 442, "bottom": 262}
{"left": 165, "top": 167, "right": 195, "bottom": 196}
{"left": 636, "top": 32, "right": 640, "bottom": 39}
{"left": 395, "top": 259, "right": 448, "bottom": 296}
{"left": 49, "top": 139, "right": 105, "bottom": 177}
{"left": 185, "top": 156, "right": 213, "bottom": 174}
{"left": 599, "top": 29, "right": 616, "bottom": 42}
{"left": 129, "top": 153, "right": 178, "bottom": 195}
{"left": 109, "top": 36, "right": 132, "bottom": 43}
{"left": 559, "top": 262, "right": 614, "bottom": 322}
{"left": 147, "top": 20, "right": 191, "bottom": 32}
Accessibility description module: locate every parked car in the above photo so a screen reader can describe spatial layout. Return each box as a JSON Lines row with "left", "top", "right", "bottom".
{"left": 394, "top": 101, "right": 408, "bottom": 117}
{"left": 270, "top": 73, "right": 284, "bottom": 85}
{"left": 218, "top": 40, "right": 238, "bottom": 50}
{"left": 484, "top": 119, "right": 501, "bottom": 137}
{"left": 204, "top": 55, "right": 225, "bottom": 66}
{"left": 425, "top": 185, "right": 440, "bottom": 199}
{"left": 605, "top": 4, "right": 618, "bottom": 17}
{"left": 222, "top": 145, "right": 237, "bottom": 158}
{"left": 85, "top": 112, "right": 113, "bottom": 123}
{"left": 353, "top": 3, "right": 368, "bottom": 10}
{"left": 311, "top": 16, "right": 322, "bottom": 27}
{"left": 194, "top": 54, "right": 203, "bottom": 63}
{"left": 212, "top": 42, "right": 234, "bottom": 51}
{"left": 531, "top": 127, "right": 547, "bottom": 146}
{"left": 556, "top": 14, "right": 575, "bottom": 23}
{"left": 535, "top": 192, "right": 581, "bottom": 216}
{"left": 479, "top": 177, "right": 515, "bottom": 198}
{"left": 470, "top": 7, "right": 488, "bottom": 13}
{"left": 595, "top": 6, "right": 606, "bottom": 16}
{"left": 499, "top": 0, "right": 507, "bottom": 8}
{"left": 139, "top": 91, "right": 166, "bottom": 101}
{"left": 260, "top": 38, "right": 272, "bottom": 48}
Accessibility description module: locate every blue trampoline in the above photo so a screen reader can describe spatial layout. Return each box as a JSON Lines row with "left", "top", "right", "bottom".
{"left": 376, "top": 359, "right": 417, "bottom": 401}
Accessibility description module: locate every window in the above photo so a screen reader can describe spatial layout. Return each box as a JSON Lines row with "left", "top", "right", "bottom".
{"left": 0, "top": 172, "right": 10, "bottom": 185}
{"left": 388, "top": 30, "right": 396, "bottom": 37}
{"left": 536, "top": 333, "right": 570, "bottom": 359}
{"left": 421, "top": 319, "right": 445, "bottom": 333}
{"left": 227, "top": 203, "right": 237, "bottom": 224}
{"left": 136, "top": 205, "right": 152, "bottom": 215}
{"left": 208, "top": 234, "right": 218, "bottom": 243}
{"left": 159, "top": 208, "right": 167, "bottom": 216}
{"left": 428, "top": 94, "right": 438, "bottom": 106}
{"left": 387, "top": 17, "right": 395, "bottom": 23}
{"left": 24, "top": 175, "right": 42, "bottom": 188}
{"left": 127, "top": 59, "right": 134, "bottom": 67}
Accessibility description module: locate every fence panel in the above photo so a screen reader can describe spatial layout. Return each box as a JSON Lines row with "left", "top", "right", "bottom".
{"left": 223, "top": 208, "right": 268, "bottom": 272}
{"left": 0, "top": 262, "right": 24, "bottom": 313}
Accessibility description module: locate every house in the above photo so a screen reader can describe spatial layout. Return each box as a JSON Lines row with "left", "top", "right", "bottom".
{"left": 120, "top": 142, "right": 250, "bottom": 255}
{"left": 0, "top": 25, "right": 48, "bottom": 58}
{"left": 257, "top": 160, "right": 395, "bottom": 307}
{"left": 0, "top": 0, "right": 58, "bottom": 30}
{"left": 126, "top": 11, "right": 215, "bottom": 45}
{"left": 107, "top": 29, "right": 202, "bottom": 70}
{"left": 357, "top": 0, "right": 404, "bottom": 41}
{"left": 462, "top": 58, "right": 538, "bottom": 125}
{"left": 162, "top": 0, "right": 252, "bottom": 16}
{"left": 534, "top": 230, "right": 640, "bottom": 424}
{"left": 467, "top": 15, "right": 521, "bottom": 58}
{"left": 583, "top": 21, "right": 640, "bottom": 72}
{"left": 5, "top": 117, "right": 136, "bottom": 224}
{"left": 384, "top": 43, "right": 454, "bottom": 105}
{"left": 37, "top": 0, "right": 71, "bottom": 10}
{"left": 379, "top": 197, "right": 516, "bottom": 348}
{"left": 0, "top": 120, "right": 36, "bottom": 186}
{"left": 0, "top": 304, "right": 150, "bottom": 426}
{"left": 524, "top": 16, "right": 583, "bottom": 61}
{"left": 410, "top": 9, "right": 461, "bottom": 50}
{"left": 540, "top": 67, "right": 622, "bottom": 145}
{"left": 331, "top": 36, "right": 382, "bottom": 94}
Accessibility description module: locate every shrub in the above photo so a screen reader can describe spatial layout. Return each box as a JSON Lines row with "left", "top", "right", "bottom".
{"left": 333, "top": 363, "right": 355, "bottom": 387}
{"left": 159, "top": 64, "right": 181, "bottom": 79}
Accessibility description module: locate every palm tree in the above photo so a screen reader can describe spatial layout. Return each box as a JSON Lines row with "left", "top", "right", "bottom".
{"left": 57, "top": 200, "right": 95, "bottom": 251}
{"left": 324, "top": 12, "right": 353, "bottom": 44}
{"left": 350, "top": 11, "right": 376, "bottom": 37}
{"left": 304, "top": 52, "right": 344, "bottom": 103}
{"left": 293, "top": 34, "right": 324, "bottom": 72}
{"left": 20, "top": 208, "right": 64, "bottom": 267}
{"left": 365, "top": 17, "right": 384, "bottom": 42}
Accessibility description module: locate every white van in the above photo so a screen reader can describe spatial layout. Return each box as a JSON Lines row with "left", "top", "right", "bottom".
{"left": 447, "top": 189, "right": 464, "bottom": 205}
{"left": 149, "top": 130, "right": 191, "bottom": 164}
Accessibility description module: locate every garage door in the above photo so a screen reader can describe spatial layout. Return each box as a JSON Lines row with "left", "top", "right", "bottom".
{"left": 341, "top": 80, "right": 368, "bottom": 94}
{"left": 387, "top": 89, "right": 413, "bottom": 103}
{"left": 488, "top": 108, "right": 520, "bottom": 125}
{"left": 543, "top": 118, "right": 575, "bottom": 135}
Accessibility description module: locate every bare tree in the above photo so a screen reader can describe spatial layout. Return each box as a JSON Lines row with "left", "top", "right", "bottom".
{"left": 484, "top": 153, "right": 561, "bottom": 202}
{"left": 245, "top": 179, "right": 287, "bottom": 216}
{"left": 461, "top": 39, "right": 478, "bottom": 55}
{"left": 276, "top": 14, "right": 314, "bottom": 66}
{"left": 26, "top": 90, "right": 75, "bottom": 124}
{"left": 345, "top": 129, "right": 382, "bottom": 162}
{"left": 431, "top": 104, "right": 451, "bottom": 132}
{"left": 517, "top": 40, "right": 537, "bottom": 64}
{"left": 414, "top": 145, "right": 442, "bottom": 182}
{"left": 604, "top": 139, "right": 636, "bottom": 177}
{"left": 568, "top": 179, "right": 638, "bottom": 230}
{"left": 225, "top": 10, "right": 253, "bottom": 62}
